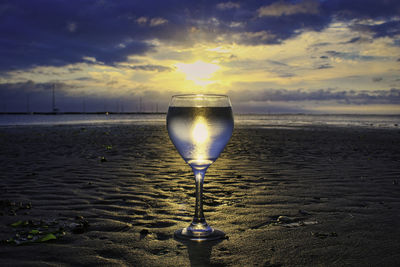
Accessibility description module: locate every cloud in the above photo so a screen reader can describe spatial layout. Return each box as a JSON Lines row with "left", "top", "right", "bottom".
{"left": 312, "top": 42, "right": 332, "bottom": 47}
{"left": 229, "top": 88, "right": 400, "bottom": 105}
{"left": 0, "top": 81, "right": 76, "bottom": 112}
{"left": 123, "top": 64, "right": 173, "bottom": 72}
{"left": 0, "top": 1, "right": 164, "bottom": 71}
{"left": 343, "top": 36, "right": 361, "bottom": 43}
{"left": 0, "top": 29, "right": 154, "bottom": 72}
{"left": 267, "top": 60, "right": 288, "bottom": 66}
{"left": 75, "top": 77, "right": 96, "bottom": 81}
{"left": 234, "top": 31, "right": 278, "bottom": 45}
{"left": 0, "top": 80, "right": 179, "bottom": 112}
{"left": 350, "top": 19, "right": 400, "bottom": 38}
{"left": 66, "top": 22, "right": 77, "bottom": 33}
{"left": 0, "top": 0, "right": 399, "bottom": 73}
{"left": 278, "top": 73, "right": 296, "bottom": 78}
{"left": 372, "top": 77, "right": 383, "bottom": 82}
{"left": 2, "top": 79, "right": 399, "bottom": 113}
{"left": 216, "top": 2, "right": 240, "bottom": 10}
{"left": 325, "top": 50, "right": 383, "bottom": 61}
{"left": 0, "top": 0, "right": 326, "bottom": 70}
{"left": 136, "top": 17, "right": 148, "bottom": 25}
{"left": 149, "top": 17, "right": 168, "bottom": 27}
{"left": 258, "top": 0, "right": 320, "bottom": 17}
{"left": 325, "top": 1, "right": 400, "bottom": 38}
{"left": 323, "top": 0, "right": 400, "bottom": 19}
{"left": 338, "top": 36, "right": 372, "bottom": 45}
{"left": 137, "top": 17, "right": 168, "bottom": 26}
{"left": 316, "top": 64, "right": 333, "bottom": 69}
{"left": 0, "top": 80, "right": 74, "bottom": 93}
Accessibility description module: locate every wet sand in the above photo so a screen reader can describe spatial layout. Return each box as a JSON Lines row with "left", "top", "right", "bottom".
{"left": 1, "top": 124, "right": 400, "bottom": 266}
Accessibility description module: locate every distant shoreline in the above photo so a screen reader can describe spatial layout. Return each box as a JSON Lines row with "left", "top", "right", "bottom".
{"left": 0, "top": 111, "right": 400, "bottom": 116}
{"left": 0, "top": 112, "right": 399, "bottom": 116}
{"left": 0, "top": 112, "right": 167, "bottom": 115}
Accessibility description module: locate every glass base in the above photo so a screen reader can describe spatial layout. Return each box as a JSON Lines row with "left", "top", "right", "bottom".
{"left": 174, "top": 227, "right": 225, "bottom": 242}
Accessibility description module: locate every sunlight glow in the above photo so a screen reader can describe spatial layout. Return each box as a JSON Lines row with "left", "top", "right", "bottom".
{"left": 192, "top": 117, "right": 209, "bottom": 144}
{"left": 175, "top": 60, "right": 220, "bottom": 86}
{"left": 191, "top": 116, "right": 210, "bottom": 166}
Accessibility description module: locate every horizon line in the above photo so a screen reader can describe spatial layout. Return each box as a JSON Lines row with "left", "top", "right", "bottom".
{"left": 0, "top": 112, "right": 399, "bottom": 116}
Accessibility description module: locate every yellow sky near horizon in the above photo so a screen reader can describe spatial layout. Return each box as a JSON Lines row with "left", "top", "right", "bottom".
{"left": 1, "top": 18, "right": 399, "bottom": 113}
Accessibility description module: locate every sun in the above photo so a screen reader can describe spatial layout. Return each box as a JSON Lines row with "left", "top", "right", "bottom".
{"left": 175, "top": 60, "right": 220, "bottom": 86}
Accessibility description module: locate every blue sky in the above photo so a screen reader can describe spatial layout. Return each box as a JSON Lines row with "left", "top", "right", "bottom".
{"left": 0, "top": 0, "right": 399, "bottom": 113}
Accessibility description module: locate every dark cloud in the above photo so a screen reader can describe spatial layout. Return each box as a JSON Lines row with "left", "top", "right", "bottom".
{"left": 0, "top": 0, "right": 164, "bottom": 71}
{"left": 312, "top": 42, "right": 332, "bottom": 47}
{"left": 343, "top": 37, "right": 361, "bottom": 44}
{"left": 372, "top": 77, "right": 383, "bottom": 82}
{"left": 351, "top": 20, "right": 400, "bottom": 38}
{"left": 216, "top": 2, "right": 241, "bottom": 10}
{"left": 347, "top": 37, "right": 361, "bottom": 43}
{"left": 222, "top": 58, "right": 298, "bottom": 75}
{"left": 123, "top": 64, "right": 173, "bottom": 72}
{"left": 0, "top": 81, "right": 75, "bottom": 112}
{"left": 0, "top": 80, "right": 174, "bottom": 112}
{"left": 229, "top": 88, "right": 400, "bottom": 105}
{"left": 0, "top": 0, "right": 399, "bottom": 72}
{"left": 75, "top": 77, "right": 96, "bottom": 81}
{"left": 327, "top": 0, "right": 400, "bottom": 39}
{"left": 2, "top": 80, "right": 399, "bottom": 112}
{"left": 323, "top": 0, "right": 400, "bottom": 19}
{"left": 278, "top": 73, "right": 296, "bottom": 78}
{"left": 233, "top": 101, "right": 307, "bottom": 114}
{"left": 0, "top": 80, "right": 74, "bottom": 93}
{"left": 316, "top": 64, "right": 333, "bottom": 69}
{"left": 339, "top": 36, "right": 373, "bottom": 45}
{"left": 325, "top": 50, "right": 381, "bottom": 61}
{"left": 257, "top": 0, "right": 320, "bottom": 17}
{"left": 267, "top": 60, "right": 288, "bottom": 66}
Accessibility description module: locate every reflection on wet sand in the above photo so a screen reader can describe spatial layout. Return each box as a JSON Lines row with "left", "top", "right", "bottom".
{"left": 176, "top": 238, "right": 223, "bottom": 267}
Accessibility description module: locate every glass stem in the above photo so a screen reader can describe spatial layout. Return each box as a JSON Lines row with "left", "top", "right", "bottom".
{"left": 192, "top": 169, "right": 206, "bottom": 225}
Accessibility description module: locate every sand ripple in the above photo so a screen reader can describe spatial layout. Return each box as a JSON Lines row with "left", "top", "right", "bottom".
{"left": 1, "top": 125, "right": 400, "bottom": 266}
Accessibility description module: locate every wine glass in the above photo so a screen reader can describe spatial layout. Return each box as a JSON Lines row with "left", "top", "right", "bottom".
{"left": 167, "top": 94, "right": 234, "bottom": 241}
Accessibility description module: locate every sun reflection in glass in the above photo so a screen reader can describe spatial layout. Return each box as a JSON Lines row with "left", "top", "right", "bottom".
{"left": 192, "top": 117, "right": 208, "bottom": 144}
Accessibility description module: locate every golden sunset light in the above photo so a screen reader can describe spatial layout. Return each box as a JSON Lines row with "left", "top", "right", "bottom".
{"left": 175, "top": 61, "right": 221, "bottom": 86}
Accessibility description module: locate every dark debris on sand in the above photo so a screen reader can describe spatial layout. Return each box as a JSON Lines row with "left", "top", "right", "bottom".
{"left": 1, "top": 201, "right": 90, "bottom": 245}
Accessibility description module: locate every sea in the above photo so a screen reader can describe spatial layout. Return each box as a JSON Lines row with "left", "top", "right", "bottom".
{"left": 0, "top": 113, "right": 399, "bottom": 129}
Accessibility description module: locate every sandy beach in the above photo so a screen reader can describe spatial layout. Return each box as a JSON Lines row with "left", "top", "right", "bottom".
{"left": 1, "top": 124, "right": 400, "bottom": 266}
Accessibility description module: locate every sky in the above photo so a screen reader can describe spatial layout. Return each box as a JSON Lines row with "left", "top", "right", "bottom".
{"left": 0, "top": 0, "right": 399, "bottom": 114}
